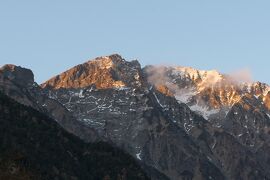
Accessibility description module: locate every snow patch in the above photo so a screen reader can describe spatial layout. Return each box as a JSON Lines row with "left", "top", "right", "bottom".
{"left": 189, "top": 104, "right": 219, "bottom": 120}
{"left": 183, "top": 123, "right": 194, "bottom": 132}
{"left": 175, "top": 89, "right": 196, "bottom": 103}
{"left": 115, "top": 86, "right": 130, "bottom": 91}
{"left": 238, "top": 133, "right": 243, "bottom": 137}
{"left": 153, "top": 92, "right": 164, "bottom": 108}
{"left": 79, "top": 90, "right": 84, "bottom": 98}
{"left": 87, "top": 87, "right": 94, "bottom": 92}
{"left": 136, "top": 151, "right": 142, "bottom": 160}
{"left": 172, "top": 66, "right": 223, "bottom": 89}
{"left": 211, "top": 138, "right": 217, "bottom": 149}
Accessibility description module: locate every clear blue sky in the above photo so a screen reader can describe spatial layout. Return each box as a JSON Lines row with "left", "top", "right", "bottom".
{"left": 1, "top": 1, "right": 270, "bottom": 84}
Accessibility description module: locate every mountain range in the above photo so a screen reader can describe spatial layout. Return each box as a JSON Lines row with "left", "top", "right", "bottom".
{"left": 1, "top": 54, "right": 270, "bottom": 180}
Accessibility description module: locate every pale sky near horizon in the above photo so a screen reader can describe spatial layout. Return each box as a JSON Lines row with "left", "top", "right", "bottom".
{"left": 0, "top": 1, "right": 270, "bottom": 84}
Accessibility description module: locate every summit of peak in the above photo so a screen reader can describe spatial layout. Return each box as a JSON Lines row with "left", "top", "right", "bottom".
{"left": 91, "top": 54, "right": 124, "bottom": 62}
{"left": 173, "top": 66, "right": 221, "bottom": 77}
{"left": 0, "top": 64, "right": 31, "bottom": 73}
{"left": 107, "top": 53, "right": 124, "bottom": 60}
{"left": 0, "top": 64, "right": 34, "bottom": 85}
{"left": 85, "top": 54, "right": 127, "bottom": 69}
{"left": 41, "top": 54, "right": 143, "bottom": 89}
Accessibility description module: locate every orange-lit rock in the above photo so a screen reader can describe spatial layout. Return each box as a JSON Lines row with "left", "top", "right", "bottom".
{"left": 263, "top": 92, "right": 270, "bottom": 110}
{"left": 41, "top": 54, "right": 142, "bottom": 89}
{"left": 155, "top": 84, "right": 174, "bottom": 97}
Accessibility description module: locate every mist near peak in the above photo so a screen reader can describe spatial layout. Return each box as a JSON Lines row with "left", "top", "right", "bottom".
{"left": 227, "top": 68, "right": 253, "bottom": 84}
{"left": 146, "top": 65, "right": 256, "bottom": 93}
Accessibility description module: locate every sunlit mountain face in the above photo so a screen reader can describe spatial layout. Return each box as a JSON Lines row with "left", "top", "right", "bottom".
{"left": 1, "top": 54, "right": 270, "bottom": 180}
{"left": 148, "top": 65, "right": 270, "bottom": 117}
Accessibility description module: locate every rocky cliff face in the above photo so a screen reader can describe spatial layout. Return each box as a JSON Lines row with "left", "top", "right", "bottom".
{"left": 0, "top": 64, "right": 99, "bottom": 142}
{"left": 40, "top": 55, "right": 225, "bottom": 180}
{"left": 144, "top": 65, "right": 270, "bottom": 149}
{"left": 0, "top": 64, "right": 34, "bottom": 86}
{"left": 145, "top": 65, "right": 270, "bottom": 110}
{"left": 38, "top": 54, "right": 270, "bottom": 179}
{"left": 0, "top": 92, "right": 149, "bottom": 180}
{"left": 2, "top": 54, "right": 270, "bottom": 179}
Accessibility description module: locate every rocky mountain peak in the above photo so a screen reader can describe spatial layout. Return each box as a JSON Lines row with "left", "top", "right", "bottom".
{"left": 2, "top": 54, "right": 270, "bottom": 179}
{"left": 144, "top": 65, "right": 270, "bottom": 121}
{"left": 0, "top": 64, "right": 34, "bottom": 85}
{"left": 87, "top": 54, "right": 123, "bottom": 69}
{"left": 41, "top": 54, "right": 143, "bottom": 89}
{"left": 174, "top": 66, "right": 222, "bottom": 83}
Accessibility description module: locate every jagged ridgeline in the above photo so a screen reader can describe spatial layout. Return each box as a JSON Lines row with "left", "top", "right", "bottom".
{"left": 1, "top": 54, "right": 270, "bottom": 180}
